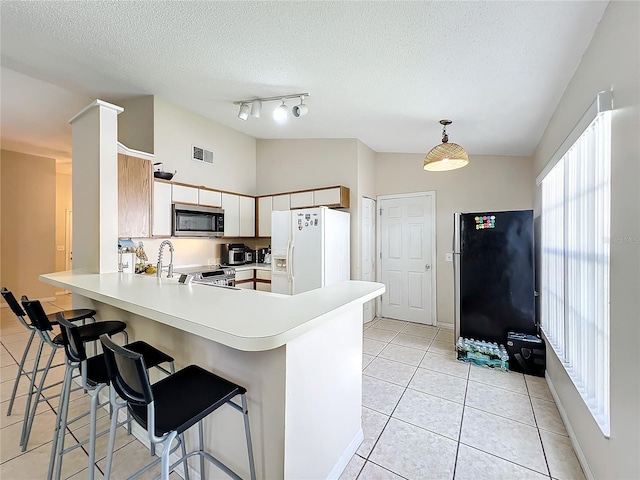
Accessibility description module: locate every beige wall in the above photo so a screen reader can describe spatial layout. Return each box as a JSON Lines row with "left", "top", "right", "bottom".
{"left": 153, "top": 97, "right": 256, "bottom": 195}
{"left": 0, "top": 150, "right": 57, "bottom": 299}
{"left": 55, "top": 172, "right": 72, "bottom": 274}
{"left": 117, "top": 95, "right": 155, "bottom": 154}
{"left": 375, "top": 153, "right": 534, "bottom": 326}
{"left": 532, "top": 2, "right": 640, "bottom": 478}
{"left": 256, "top": 138, "right": 361, "bottom": 277}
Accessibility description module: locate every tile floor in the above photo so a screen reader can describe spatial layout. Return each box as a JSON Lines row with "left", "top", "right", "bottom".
{"left": 341, "top": 318, "right": 586, "bottom": 480}
{"left": 1, "top": 296, "right": 585, "bottom": 479}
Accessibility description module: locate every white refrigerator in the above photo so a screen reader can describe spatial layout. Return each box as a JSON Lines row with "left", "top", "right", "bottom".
{"left": 271, "top": 207, "right": 350, "bottom": 295}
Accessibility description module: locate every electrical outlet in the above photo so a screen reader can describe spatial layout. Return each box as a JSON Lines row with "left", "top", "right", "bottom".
{"left": 445, "top": 252, "right": 453, "bottom": 262}
{"left": 57, "top": 245, "right": 65, "bottom": 252}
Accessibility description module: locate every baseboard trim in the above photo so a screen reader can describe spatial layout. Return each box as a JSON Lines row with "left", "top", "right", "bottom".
{"left": 327, "top": 428, "right": 364, "bottom": 480}
{"left": 545, "top": 372, "right": 595, "bottom": 480}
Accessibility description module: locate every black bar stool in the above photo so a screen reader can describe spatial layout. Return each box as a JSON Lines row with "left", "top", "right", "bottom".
{"left": 20, "top": 298, "right": 127, "bottom": 452}
{"left": 50, "top": 315, "right": 175, "bottom": 480}
{"left": 100, "top": 334, "right": 257, "bottom": 480}
{"left": 0, "top": 287, "right": 96, "bottom": 417}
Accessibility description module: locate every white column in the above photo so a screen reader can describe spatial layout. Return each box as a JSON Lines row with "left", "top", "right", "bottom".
{"left": 69, "top": 100, "right": 124, "bottom": 273}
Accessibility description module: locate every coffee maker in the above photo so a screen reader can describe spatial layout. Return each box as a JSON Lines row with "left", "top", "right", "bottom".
{"left": 256, "top": 246, "right": 271, "bottom": 264}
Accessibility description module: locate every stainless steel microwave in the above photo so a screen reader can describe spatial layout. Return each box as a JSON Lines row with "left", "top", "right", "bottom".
{"left": 172, "top": 203, "right": 224, "bottom": 237}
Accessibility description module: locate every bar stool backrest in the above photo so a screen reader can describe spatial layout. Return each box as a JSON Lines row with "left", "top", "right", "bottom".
{"left": 100, "top": 334, "right": 154, "bottom": 406}
{"left": 56, "top": 313, "right": 86, "bottom": 363}
{"left": 1, "top": 287, "right": 28, "bottom": 319}
{"left": 21, "top": 298, "right": 55, "bottom": 332}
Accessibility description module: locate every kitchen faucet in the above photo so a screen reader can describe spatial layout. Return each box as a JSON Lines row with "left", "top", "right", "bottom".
{"left": 157, "top": 240, "right": 174, "bottom": 278}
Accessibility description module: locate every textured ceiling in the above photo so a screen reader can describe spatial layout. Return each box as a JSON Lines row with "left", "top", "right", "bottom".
{"left": 0, "top": 1, "right": 608, "bottom": 163}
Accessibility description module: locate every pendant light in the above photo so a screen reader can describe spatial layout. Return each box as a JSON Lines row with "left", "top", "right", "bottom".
{"left": 423, "top": 119, "right": 469, "bottom": 171}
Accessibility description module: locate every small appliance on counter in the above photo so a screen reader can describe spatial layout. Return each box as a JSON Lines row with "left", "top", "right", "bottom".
{"left": 244, "top": 246, "right": 254, "bottom": 264}
{"left": 221, "top": 243, "right": 248, "bottom": 266}
{"left": 256, "top": 246, "right": 271, "bottom": 264}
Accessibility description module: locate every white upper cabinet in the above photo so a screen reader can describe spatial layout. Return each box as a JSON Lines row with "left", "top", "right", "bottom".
{"left": 198, "top": 189, "right": 222, "bottom": 207}
{"left": 272, "top": 194, "right": 291, "bottom": 211}
{"left": 290, "top": 191, "right": 314, "bottom": 209}
{"left": 172, "top": 184, "right": 199, "bottom": 204}
{"left": 152, "top": 181, "right": 172, "bottom": 237}
{"left": 221, "top": 193, "right": 240, "bottom": 237}
{"left": 313, "top": 187, "right": 342, "bottom": 206}
{"left": 239, "top": 196, "right": 256, "bottom": 237}
{"left": 258, "top": 196, "right": 272, "bottom": 237}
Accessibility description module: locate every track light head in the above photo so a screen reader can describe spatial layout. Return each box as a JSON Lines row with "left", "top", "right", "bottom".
{"left": 273, "top": 100, "right": 288, "bottom": 123}
{"left": 238, "top": 103, "right": 250, "bottom": 121}
{"left": 250, "top": 100, "right": 262, "bottom": 118}
{"left": 292, "top": 96, "right": 308, "bottom": 117}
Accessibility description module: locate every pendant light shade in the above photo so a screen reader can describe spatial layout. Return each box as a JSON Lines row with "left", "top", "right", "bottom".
{"left": 423, "top": 120, "right": 469, "bottom": 171}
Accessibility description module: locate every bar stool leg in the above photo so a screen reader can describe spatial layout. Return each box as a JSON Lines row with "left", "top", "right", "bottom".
{"left": 198, "top": 421, "right": 207, "bottom": 477}
{"left": 6, "top": 329, "right": 36, "bottom": 416}
{"left": 87, "top": 384, "right": 107, "bottom": 480}
{"left": 179, "top": 433, "right": 190, "bottom": 480}
{"left": 161, "top": 431, "right": 178, "bottom": 480}
{"left": 104, "top": 387, "right": 123, "bottom": 480}
{"left": 48, "top": 361, "right": 74, "bottom": 480}
{"left": 241, "top": 394, "right": 257, "bottom": 480}
{"left": 20, "top": 338, "right": 45, "bottom": 448}
{"left": 21, "top": 343, "right": 57, "bottom": 451}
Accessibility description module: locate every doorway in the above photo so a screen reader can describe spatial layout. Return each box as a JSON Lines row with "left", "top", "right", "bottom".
{"left": 377, "top": 192, "right": 436, "bottom": 325}
{"left": 361, "top": 197, "right": 376, "bottom": 323}
{"left": 65, "top": 210, "right": 73, "bottom": 270}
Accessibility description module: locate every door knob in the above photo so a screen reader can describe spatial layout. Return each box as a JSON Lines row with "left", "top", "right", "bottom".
{"left": 425, "top": 264, "right": 431, "bottom": 270}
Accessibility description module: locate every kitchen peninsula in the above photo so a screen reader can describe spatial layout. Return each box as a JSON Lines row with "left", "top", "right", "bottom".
{"left": 41, "top": 270, "right": 385, "bottom": 479}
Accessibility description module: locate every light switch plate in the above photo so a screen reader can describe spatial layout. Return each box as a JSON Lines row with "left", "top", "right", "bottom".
{"left": 445, "top": 252, "right": 453, "bottom": 262}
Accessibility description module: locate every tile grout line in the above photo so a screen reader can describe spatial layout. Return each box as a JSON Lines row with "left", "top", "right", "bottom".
{"left": 452, "top": 351, "right": 471, "bottom": 480}
{"left": 525, "top": 377, "right": 554, "bottom": 479}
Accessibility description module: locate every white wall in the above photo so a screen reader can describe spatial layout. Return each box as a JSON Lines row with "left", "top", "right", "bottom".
{"left": 153, "top": 97, "right": 256, "bottom": 195}
{"left": 532, "top": 2, "right": 640, "bottom": 478}
{"left": 117, "top": 95, "right": 155, "bottom": 154}
{"left": 375, "top": 153, "right": 534, "bottom": 326}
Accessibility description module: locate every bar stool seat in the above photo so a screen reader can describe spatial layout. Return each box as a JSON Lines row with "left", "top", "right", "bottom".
{"left": 131, "top": 365, "right": 245, "bottom": 437}
{"left": 48, "top": 320, "right": 130, "bottom": 346}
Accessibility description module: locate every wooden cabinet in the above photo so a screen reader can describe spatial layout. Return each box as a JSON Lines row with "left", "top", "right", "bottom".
{"left": 172, "top": 184, "right": 199, "bottom": 204}
{"left": 313, "top": 186, "right": 349, "bottom": 208}
{"left": 239, "top": 196, "right": 255, "bottom": 237}
{"left": 152, "top": 181, "right": 172, "bottom": 237}
{"left": 290, "top": 191, "right": 314, "bottom": 209}
{"left": 118, "top": 154, "right": 152, "bottom": 238}
{"left": 198, "top": 188, "right": 222, "bottom": 207}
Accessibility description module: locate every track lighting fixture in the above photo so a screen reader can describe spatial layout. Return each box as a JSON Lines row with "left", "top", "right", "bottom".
{"left": 233, "top": 93, "right": 310, "bottom": 123}
{"left": 292, "top": 96, "right": 308, "bottom": 117}
{"left": 273, "top": 100, "right": 288, "bottom": 123}
{"left": 237, "top": 103, "right": 250, "bottom": 121}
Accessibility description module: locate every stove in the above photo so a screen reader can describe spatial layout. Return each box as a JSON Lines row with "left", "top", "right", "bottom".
{"left": 175, "top": 266, "right": 236, "bottom": 287}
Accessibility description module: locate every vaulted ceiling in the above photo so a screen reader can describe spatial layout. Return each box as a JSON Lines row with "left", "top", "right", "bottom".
{"left": 0, "top": 1, "right": 609, "bottom": 164}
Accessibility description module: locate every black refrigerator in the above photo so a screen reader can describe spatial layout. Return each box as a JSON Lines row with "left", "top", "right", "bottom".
{"left": 453, "top": 210, "right": 536, "bottom": 344}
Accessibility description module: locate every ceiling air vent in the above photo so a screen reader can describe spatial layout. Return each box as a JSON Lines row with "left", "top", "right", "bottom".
{"left": 192, "top": 145, "right": 214, "bottom": 166}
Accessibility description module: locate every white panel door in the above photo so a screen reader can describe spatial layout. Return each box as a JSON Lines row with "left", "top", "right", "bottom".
{"left": 290, "top": 191, "right": 314, "bottom": 209}
{"left": 361, "top": 197, "right": 376, "bottom": 323}
{"left": 172, "top": 184, "right": 199, "bottom": 204}
{"left": 379, "top": 193, "right": 434, "bottom": 324}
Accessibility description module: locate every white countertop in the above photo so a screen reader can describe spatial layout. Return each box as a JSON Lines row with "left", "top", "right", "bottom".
{"left": 233, "top": 263, "right": 271, "bottom": 271}
{"left": 40, "top": 270, "right": 384, "bottom": 352}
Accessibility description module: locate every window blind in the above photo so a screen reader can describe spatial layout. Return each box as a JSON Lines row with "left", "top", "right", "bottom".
{"left": 540, "top": 101, "right": 611, "bottom": 438}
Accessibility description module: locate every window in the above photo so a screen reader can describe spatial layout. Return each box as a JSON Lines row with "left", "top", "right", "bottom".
{"left": 539, "top": 92, "right": 612, "bottom": 437}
